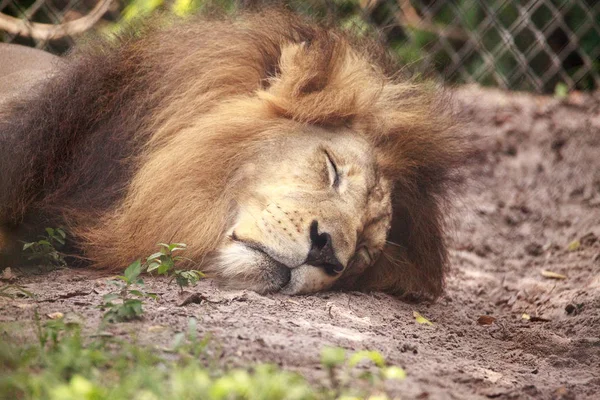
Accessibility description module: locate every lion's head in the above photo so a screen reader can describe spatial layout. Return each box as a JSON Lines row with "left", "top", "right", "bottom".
{"left": 0, "top": 11, "right": 465, "bottom": 297}
{"left": 216, "top": 122, "right": 392, "bottom": 294}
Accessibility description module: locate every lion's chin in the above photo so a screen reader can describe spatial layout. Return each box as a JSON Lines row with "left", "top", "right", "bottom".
{"left": 213, "top": 243, "right": 338, "bottom": 294}
{"left": 279, "top": 265, "right": 338, "bottom": 295}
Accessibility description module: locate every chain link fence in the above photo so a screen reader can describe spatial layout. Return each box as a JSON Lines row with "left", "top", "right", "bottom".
{"left": 1, "top": 0, "right": 599, "bottom": 93}
{"left": 387, "top": 0, "right": 600, "bottom": 93}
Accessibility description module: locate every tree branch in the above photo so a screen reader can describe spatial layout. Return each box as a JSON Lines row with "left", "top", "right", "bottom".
{"left": 0, "top": 0, "right": 113, "bottom": 41}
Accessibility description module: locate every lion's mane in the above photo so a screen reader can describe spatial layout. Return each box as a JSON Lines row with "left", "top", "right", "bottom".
{"left": 0, "top": 10, "right": 465, "bottom": 297}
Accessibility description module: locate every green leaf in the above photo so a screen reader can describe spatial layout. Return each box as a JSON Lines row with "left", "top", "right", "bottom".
{"left": 567, "top": 240, "right": 580, "bottom": 252}
{"left": 147, "top": 252, "right": 163, "bottom": 262}
{"left": 22, "top": 242, "right": 35, "bottom": 251}
{"left": 413, "top": 311, "right": 434, "bottom": 326}
{"left": 107, "top": 279, "right": 123, "bottom": 287}
{"left": 116, "top": 299, "right": 144, "bottom": 320}
{"left": 187, "top": 317, "right": 198, "bottom": 341}
{"left": 51, "top": 235, "right": 65, "bottom": 246}
{"left": 170, "top": 332, "right": 185, "bottom": 350}
{"left": 160, "top": 255, "right": 174, "bottom": 268}
{"left": 172, "top": 0, "right": 196, "bottom": 17}
{"left": 122, "top": 0, "right": 164, "bottom": 23}
{"left": 174, "top": 270, "right": 203, "bottom": 288}
{"left": 348, "top": 350, "right": 385, "bottom": 368}
{"left": 191, "top": 270, "right": 205, "bottom": 278}
{"left": 383, "top": 366, "right": 406, "bottom": 380}
{"left": 157, "top": 264, "right": 171, "bottom": 275}
{"left": 320, "top": 346, "right": 346, "bottom": 368}
{"left": 103, "top": 293, "right": 120, "bottom": 302}
{"left": 146, "top": 262, "right": 161, "bottom": 272}
{"left": 45, "top": 228, "right": 55, "bottom": 236}
{"left": 554, "top": 82, "right": 568, "bottom": 99}
{"left": 124, "top": 259, "right": 142, "bottom": 282}
{"left": 175, "top": 274, "right": 189, "bottom": 288}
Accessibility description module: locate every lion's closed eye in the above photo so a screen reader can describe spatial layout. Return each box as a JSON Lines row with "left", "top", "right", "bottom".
{"left": 324, "top": 150, "right": 340, "bottom": 189}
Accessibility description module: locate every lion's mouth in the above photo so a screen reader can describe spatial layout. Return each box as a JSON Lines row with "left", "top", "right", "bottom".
{"left": 227, "top": 233, "right": 344, "bottom": 294}
{"left": 228, "top": 236, "right": 292, "bottom": 290}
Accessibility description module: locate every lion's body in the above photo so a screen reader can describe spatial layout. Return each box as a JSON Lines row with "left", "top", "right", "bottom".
{"left": 0, "top": 43, "right": 63, "bottom": 103}
{"left": 0, "top": 11, "right": 465, "bottom": 296}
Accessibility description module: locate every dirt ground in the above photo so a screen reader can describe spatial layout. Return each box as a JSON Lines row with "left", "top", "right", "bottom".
{"left": 1, "top": 85, "right": 600, "bottom": 399}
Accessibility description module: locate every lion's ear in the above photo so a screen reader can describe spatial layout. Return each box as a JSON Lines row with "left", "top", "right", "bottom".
{"left": 257, "top": 36, "right": 381, "bottom": 125}
{"left": 277, "top": 41, "right": 330, "bottom": 96}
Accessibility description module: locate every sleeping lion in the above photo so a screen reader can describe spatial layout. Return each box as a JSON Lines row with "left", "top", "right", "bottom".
{"left": 0, "top": 11, "right": 465, "bottom": 296}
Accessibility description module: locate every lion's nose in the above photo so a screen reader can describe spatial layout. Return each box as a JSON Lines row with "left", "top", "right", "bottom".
{"left": 305, "top": 220, "right": 344, "bottom": 275}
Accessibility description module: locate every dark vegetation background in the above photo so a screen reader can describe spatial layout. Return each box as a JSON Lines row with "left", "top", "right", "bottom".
{"left": 1, "top": 0, "right": 599, "bottom": 94}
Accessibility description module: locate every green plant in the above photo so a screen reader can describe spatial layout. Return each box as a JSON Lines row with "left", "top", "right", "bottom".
{"left": 0, "top": 317, "right": 311, "bottom": 400}
{"left": 33, "top": 311, "right": 81, "bottom": 351}
{"left": 146, "top": 243, "right": 204, "bottom": 291}
{"left": 100, "top": 242, "right": 201, "bottom": 322}
{"left": 173, "top": 269, "right": 204, "bottom": 289}
{"left": 22, "top": 227, "right": 67, "bottom": 268}
{"left": 320, "top": 347, "right": 406, "bottom": 397}
{"left": 0, "top": 284, "right": 35, "bottom": 299}
{"left": 1, "top": 315, "right": 407, "bottom": 400}
{"left": 554, "top": 82, "right": 569, "bottom": 99}
{"left": 100, "top": 260, "right": 157, "bottom": 323}
{"left": 168, "top": 318, "right": 217, "bottom": 366}
{"left": 104, "top": 0, "right": 237, "bottom": 36}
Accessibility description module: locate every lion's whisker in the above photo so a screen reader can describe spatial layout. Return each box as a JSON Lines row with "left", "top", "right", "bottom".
{"left": 385, "top": 240, "right": 404, "bottom": 248}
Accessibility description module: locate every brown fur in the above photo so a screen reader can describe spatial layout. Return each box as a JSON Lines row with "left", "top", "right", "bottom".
{"left": 0, "top": 10, "right": 465, "bottom": 297}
